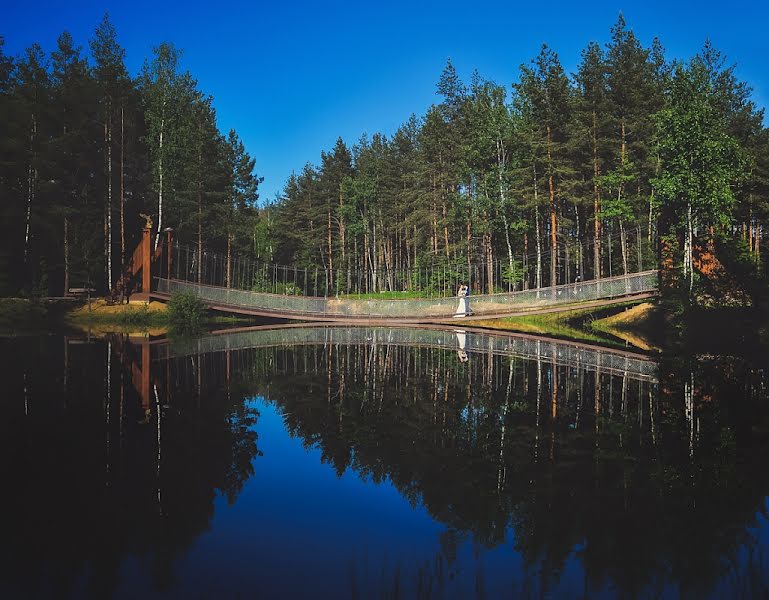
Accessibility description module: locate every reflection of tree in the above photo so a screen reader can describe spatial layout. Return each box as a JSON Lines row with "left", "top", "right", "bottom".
{"left": 0, "top": 337, "right": 261, "bottom": 598}
{"left": 3, "top": 334, "right": 769, "bottom": 597}
{"left": 230, "top": 341, "right": 769, "bottom": 597}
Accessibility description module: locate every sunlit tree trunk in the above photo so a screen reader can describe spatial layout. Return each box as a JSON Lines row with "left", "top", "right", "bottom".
{"left": 120, "top": 105, "right": 125, "bottom": 271}
{"left": 63, "top": 217, "right": 69, "bottom": 296}
{"left": 593, "top": 110, "right": 602, "bottom": 279}
{"left": 547, "top": 125, "right": 557, "bottom": 287}
{"left": 24, "top": 114, "right": 37, "bottom": 263}
{"left": 106, "top": 99, "right": 113, "bottom": 291}
{"left": 534, "top": 164, "right": 542, "bottom": 290}
{"left": 155, "top": 109, "right": 165, "bottom": 252}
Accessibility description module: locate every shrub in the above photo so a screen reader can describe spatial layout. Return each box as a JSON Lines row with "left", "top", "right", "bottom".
{"left": 167, "top": 291, "right": 205, "bottom": 331}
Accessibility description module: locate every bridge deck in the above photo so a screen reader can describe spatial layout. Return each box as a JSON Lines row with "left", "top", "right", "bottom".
{"left": 151, "top": 270, "right": 658, "bottom": 323}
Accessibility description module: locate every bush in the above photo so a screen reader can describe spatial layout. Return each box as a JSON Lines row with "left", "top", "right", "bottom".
{"left": 0, "top": 298, "right": 48, "bottom": 331}
{"left": 167, "top": 291, "right": 205, "bottom": 331}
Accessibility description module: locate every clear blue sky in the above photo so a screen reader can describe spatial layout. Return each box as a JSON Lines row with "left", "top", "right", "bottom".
{"left": 4, "top": 0, "right": 768, "bottom": 203}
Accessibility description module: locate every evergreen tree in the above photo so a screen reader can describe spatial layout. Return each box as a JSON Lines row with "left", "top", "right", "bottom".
{"left": 654, "top": 59, "right": 745, "bottom": 295}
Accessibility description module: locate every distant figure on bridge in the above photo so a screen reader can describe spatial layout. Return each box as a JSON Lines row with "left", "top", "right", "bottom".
{"left": 454, "top": 284, "right": 472, "bottom": 317}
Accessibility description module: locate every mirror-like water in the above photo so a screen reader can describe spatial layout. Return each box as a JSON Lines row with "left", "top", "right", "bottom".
{"left": 1, "top": 327, "right": 768, "bottom": 599}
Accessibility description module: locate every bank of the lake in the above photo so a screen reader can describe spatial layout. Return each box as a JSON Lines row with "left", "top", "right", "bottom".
{"left": 472, "top": 299, "right": 662, "bottom": 351}
{"left": 0, "top": 297, "right": 254, "bottom": 336}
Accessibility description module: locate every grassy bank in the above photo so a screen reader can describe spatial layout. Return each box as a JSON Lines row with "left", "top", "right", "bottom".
{"left": 472, "top": 299, "right": 658, "bottom": 350}
{"left": 592, "top": 302, "right": 661, "bottom": 351}
{"left": 65, "top": 299, "right": 170, "bottom": 334}
{"left": 66, "top": 298, "right": 252, "bottom": 334}
{"left": 0, "top": 296, "right": 252, "bottom": 336}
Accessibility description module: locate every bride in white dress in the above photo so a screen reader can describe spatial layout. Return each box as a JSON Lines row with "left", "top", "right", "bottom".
{"left": 454, "top": 284, "right": 470, "bottom": 317}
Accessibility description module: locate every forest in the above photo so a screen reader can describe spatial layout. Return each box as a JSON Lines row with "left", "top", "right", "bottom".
{"left": 1, "top": 14, "right": 767, "bottom": 301}
{"left": 0, "top": 14, "right": 262, "bottom": 297}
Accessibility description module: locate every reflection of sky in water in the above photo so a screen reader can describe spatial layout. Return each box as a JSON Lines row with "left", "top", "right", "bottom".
{"left": 115, "top": 397, "right": 769, "bottom": 599}
{"left": 124, "top": 399, "right": 519, "bottom": 598}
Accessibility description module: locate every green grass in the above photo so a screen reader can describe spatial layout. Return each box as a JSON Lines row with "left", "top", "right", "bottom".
{"left": 472, "top": 300, "right": 648, "bottom": 348}
{"left": 66, "top": 303, "right": 168, "bottom": 329}
{"left": 65, "top": 297, "right": 256, "bottom": 334}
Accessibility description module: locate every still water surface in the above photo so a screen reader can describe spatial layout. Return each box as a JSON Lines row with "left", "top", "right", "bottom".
{"left": 1, "top": 327, "right": 768, "bottom": 599}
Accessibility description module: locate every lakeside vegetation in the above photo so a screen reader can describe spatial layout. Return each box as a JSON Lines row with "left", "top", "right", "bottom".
{"left": 0, "top": 294, "right": 249, "bottom": 335}
{"left": 471, "top": 299, "right": 656, "bottom": 349}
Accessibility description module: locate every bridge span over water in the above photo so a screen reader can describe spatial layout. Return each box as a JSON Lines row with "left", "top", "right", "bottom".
{"left": 150, "top": 269, "right": 658, "bottom": 323}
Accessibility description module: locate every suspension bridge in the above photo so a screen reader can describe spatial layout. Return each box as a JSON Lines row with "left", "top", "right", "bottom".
{"left": 121, "top": 224, "right": 659, "bottom": 323}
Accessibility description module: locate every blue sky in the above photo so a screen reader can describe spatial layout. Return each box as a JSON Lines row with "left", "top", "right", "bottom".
{"left": 4, "top": 0, "right": 768, "bottom": 203}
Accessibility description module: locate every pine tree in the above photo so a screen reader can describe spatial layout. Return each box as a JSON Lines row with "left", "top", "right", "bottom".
{"left": 90, "top": 13, "right": 131, "bottom": 289}
{"left": 51, "top": 31, "right": 97, "bottom": 295}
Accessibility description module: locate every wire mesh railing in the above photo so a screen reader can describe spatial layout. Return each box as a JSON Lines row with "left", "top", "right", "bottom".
{"left": 157, "top": 326, "right": 658, "bottom": 383}
{"left": 155, "top": 269, "right": 658, "bottom": 319}
{"left": 158, "top": 223, "right": 656, "bottom": 299}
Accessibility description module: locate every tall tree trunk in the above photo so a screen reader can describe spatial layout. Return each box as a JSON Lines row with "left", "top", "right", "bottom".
{"left": 619, "top": 219, "right": 629, "bottom": 282}
{"left": 327, "top": 204, "right": 333, "bottom": 292}
{"left": 63, "top": 217, "right": 69, "bottom": 296}
{"left": 547, "top": 125, "right": 557, "bottom": 288}
{"left": 339, "top": 187, "right": 347, "bottom": 293}
{"left": 107, "top": 100, "right": 113, "bottom": 291}
{"left": 155, "top": 112, "right": 165, "bottom": 252}
{"left": 533, "top": 163, "right": 542, "bottom": 290}
{"left": 498, "top": 138, "right": 514, "bottom": 286}
{"left": 226, "top": 233, "right": 232, "bottom": 288}
{"left": 502, "top": 214, "right": 514, "bottom": 289}
{"left": 197, "top": 140, "right": 203, "bottom": 284}
{"left": 24, "top": 113, "right": 37, "bottom": 263}
{"left": 120, "top": 105, "right": 125, "bottom": 271}
{"left": 443, "top": 200, "right": 450, "bottom": 258}
{"left": 592, "top": 110, "right": 601, "bottom": 279}
{"left": 486, "top": 231, "right": 494, "bottom": 293}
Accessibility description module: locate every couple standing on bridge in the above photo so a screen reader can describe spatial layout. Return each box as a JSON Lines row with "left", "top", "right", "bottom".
{"left": 454, "top": 284, "right": 473, "bottom": 318}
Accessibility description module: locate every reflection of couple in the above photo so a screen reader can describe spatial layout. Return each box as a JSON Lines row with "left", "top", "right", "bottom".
{"left": 453, "top": 284, "right": 472, "bottom": 318}
{"left": 455, "top": 330, "right": 469, "bottom": 363}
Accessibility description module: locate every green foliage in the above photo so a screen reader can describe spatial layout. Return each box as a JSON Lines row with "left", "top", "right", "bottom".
{"left": 501, "top": 260, "right": 525, "bottom": 286}
{"left": 653, "top": 59, "right": 746, "bottom": 233}
{"left": 0, "top": 298, "right": 49, "bottom": 332}
{"left": 0, "top": 15, "right": 262, "bottom": 298}
{"left": 167, "top": 291, "right": 205, "bottom": 331}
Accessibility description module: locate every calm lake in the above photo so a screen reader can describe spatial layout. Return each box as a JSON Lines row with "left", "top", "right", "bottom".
{"left": 1, "top": 327, "right": 768, "bottom": 599}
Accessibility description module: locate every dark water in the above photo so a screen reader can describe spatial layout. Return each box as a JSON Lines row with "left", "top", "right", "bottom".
{"left": 1, "top": 327, "right": 768, "bottom": 599}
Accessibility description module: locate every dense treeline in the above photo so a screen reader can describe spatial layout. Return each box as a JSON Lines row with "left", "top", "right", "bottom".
{"left": 0, "top": 14, "right": 263, "bottom": 296}
{"left": 2, "top": 15, "right": 767, "bottom": 302}
{"left": 272, "top": 16, "right": 769, "bottom": 297}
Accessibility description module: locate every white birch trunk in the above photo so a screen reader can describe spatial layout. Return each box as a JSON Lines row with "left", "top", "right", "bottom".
{"left": 63, "top": 217, "right": 69, "bottom": 296}
{"left": 24, "top": 114, "right": 36, "bottom": 262}
{"left": 107, "top": 103, "right": 113, "bottom": 291}
{"left": 534, "top": 164, "right": 542, "bottom": 291}
{"left": 155, "top": 115, "right": 165, "bottom": 251}
{"left": 120, "top": 105, "right": 125, "bottom": 271}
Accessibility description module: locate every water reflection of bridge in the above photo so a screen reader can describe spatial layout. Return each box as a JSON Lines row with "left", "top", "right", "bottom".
{"left": 99, "top": 327, "right": 769, "bottom": 598}
{"left": 151, "top": 326, "right": 658, "bottom": 383}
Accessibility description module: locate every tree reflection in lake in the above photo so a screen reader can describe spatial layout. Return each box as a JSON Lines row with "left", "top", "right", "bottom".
{"left": 0, "top": 335, "right": 260, "bottom": 598}
{"left": 0, "top": 327, "right": 767, "bottom": 598}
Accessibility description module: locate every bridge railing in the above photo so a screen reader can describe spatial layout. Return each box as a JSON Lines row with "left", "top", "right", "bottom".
{"left": 155, "top": 269, "right": 658, "bottom": 319}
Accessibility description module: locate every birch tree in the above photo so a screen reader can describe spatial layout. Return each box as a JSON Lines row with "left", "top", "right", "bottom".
{"left": 90, "top": 13, "right": 130, "bottom": 289}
